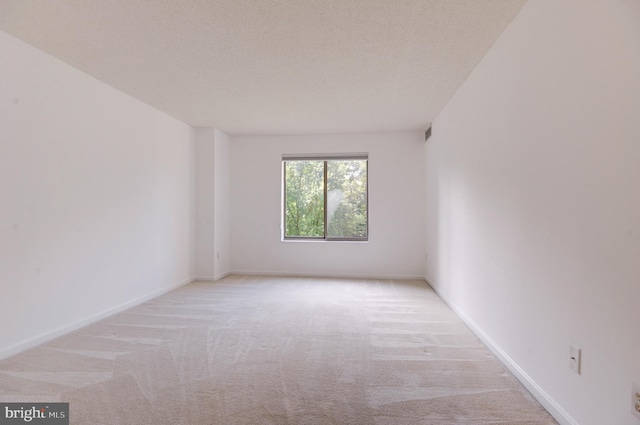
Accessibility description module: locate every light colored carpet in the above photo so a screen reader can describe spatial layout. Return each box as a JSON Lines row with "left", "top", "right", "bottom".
{"left": 0, "top": 275, "right": 558, "bottom": 424}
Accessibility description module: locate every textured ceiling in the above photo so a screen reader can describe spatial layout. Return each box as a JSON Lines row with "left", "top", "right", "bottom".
{"left": 0, "top": 0, "right": 526, "bottom": 135}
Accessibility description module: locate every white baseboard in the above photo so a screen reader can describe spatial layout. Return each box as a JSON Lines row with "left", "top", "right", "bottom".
{"left": 193, "top": 271, "right": 231, "bottom": 282}
{"left": 214, "top": 271, "right": 231, "bottom": 281}
{"left": 0, "top": 277, "right": 193, "bottom": 361}
{"left": 424, "top": 278, "right": 579, "bottom": 425}
{"left": 231, "top": 269, "right": 426, "bottom": 280}
{"left": 193, "top": 275, "right": 217, "bottom": 281}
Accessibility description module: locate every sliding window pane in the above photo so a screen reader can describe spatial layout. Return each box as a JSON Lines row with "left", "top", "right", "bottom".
{"left": 326, "top": 160, "right": 367, "bottom": 239}
{"left": 284, "top": 160, "right": 325, "bottom": 237}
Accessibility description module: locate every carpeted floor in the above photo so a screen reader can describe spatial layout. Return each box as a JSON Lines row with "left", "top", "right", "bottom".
{"left": 0, "top": 275, "right": 558, "bottom": 424}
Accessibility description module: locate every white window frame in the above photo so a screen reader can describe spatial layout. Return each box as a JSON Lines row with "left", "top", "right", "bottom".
{"left": 281, "top": 153, "right": 369, "bottom": 242}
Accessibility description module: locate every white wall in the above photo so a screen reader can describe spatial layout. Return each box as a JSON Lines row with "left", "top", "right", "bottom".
{"left": 195, "top": 128, "right": 230, "bottom": 281}
{"left": 213, "top": 129, "right": 230, "bottom": 279}
{"left": 195, "top": 128, "right": 216, "bottom": 279}
{"left": 425, "top": 1, "right": 640, "bottom": 424}
{"left": 0, "top": 31, "right": 195, "bottom": 358}
{"left": 230, "top": 132, "right": 425, "bottom": 279}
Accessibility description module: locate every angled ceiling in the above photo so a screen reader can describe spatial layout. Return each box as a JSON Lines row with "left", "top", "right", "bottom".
{"left": 0, "top": 0, "right": 526, "bottom": 136}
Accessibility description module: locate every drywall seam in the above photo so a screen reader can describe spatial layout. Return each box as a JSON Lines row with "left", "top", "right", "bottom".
{"left": 0, "top": 278, "right": 194, "bottom": 361}
{"left": 425, "top": 278, "right": 579, "bottom": 425}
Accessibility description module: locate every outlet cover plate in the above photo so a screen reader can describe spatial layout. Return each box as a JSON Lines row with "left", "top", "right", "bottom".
{"left": 632, "top": 382, "right": 640, "bottom": 420}
{"left": 568, "top": 344, "right": 581, "bottom": 375}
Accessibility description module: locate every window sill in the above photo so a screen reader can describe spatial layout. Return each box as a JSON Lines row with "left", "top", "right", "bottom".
{"left": 281, "top": 238, "right": 368, "bottom": 244}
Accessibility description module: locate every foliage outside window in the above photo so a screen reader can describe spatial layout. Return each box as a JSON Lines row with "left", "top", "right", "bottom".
{"left": 283, "top": 155, "right": 368, "bottom": 241}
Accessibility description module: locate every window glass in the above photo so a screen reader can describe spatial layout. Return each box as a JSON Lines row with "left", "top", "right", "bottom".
{"left": 283, "top": 156, "right": 367, "bottom": 241}
{"left": 284, "top": 160, "right": 324, "bottom": 238}
{"left": 326, "top": 159, "right": 367, "bottom": 239}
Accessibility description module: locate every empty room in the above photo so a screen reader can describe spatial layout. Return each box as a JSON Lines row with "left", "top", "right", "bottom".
{"left": 1, "top": 1, "right": 638, "bottom": 424}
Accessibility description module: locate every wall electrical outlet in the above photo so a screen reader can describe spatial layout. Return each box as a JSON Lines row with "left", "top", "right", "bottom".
{"left": 568, "top": 344, "right": 581, "bottom": 375}
{"left": 632, "top": 382, "right": 640, "bottom": 420}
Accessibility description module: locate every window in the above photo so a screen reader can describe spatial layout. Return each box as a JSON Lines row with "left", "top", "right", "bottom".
{"left": 283, "top": 154, "right": 368, "bottom": 241}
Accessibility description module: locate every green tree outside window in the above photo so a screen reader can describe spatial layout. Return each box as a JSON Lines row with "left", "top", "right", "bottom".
{"left": 284, "top": 157, "right": 368, "bottom": 240}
